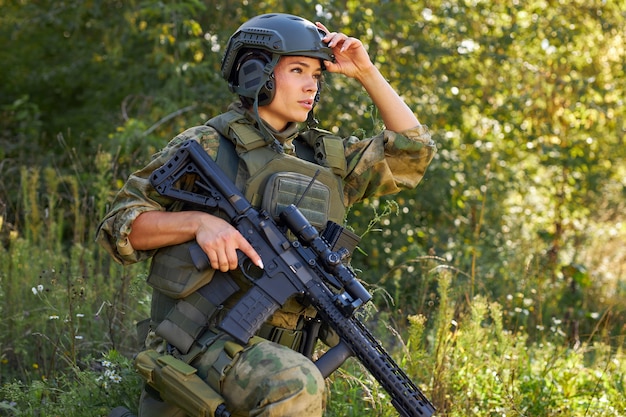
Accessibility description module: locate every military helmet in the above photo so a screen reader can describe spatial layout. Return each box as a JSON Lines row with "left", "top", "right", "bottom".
{"left": 221, "top": 13, "right": 334, "bottom": 105}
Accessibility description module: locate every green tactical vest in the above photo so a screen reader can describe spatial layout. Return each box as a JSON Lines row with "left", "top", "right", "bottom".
{"left": 207, "top": 110, "right": 348, "bottom": 228}
{"left": 145, "top": 110, "right": 351, "bottom": 354}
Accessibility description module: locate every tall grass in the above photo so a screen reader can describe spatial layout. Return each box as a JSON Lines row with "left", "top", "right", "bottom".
{"left": 1, "top": 162, "right": 149, "bottom": 380}
{"left": 326, "top": 271, "right": 626, "bottom": 417}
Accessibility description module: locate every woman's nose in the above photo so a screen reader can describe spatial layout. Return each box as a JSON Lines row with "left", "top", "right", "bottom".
{"left": 305, "top": 77, "right": 318, "bottom": 92}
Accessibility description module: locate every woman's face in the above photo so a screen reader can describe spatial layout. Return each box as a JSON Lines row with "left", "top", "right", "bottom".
{"left": 257, "top": 56, "right": 322, "bottom": 131}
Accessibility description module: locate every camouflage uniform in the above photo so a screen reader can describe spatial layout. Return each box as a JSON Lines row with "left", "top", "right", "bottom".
{"left": 97, "top": 103, "right": 434, "bottom": 416}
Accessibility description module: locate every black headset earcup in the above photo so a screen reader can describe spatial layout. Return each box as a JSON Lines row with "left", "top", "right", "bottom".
{"left": 238, "top": 59, "right": 265, "bottom": 92}
{"left": 237, "top": 56, "right": 275, "bottom": 106}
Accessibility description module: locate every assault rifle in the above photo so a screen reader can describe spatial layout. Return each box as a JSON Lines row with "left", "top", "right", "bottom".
{"left": 150, "top": 139, "right": 436, "bottom": 417}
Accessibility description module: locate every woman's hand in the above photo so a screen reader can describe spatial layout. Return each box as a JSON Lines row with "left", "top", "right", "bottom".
{"left": 195, "top": 214, "right": 263, "bottom": 272}
{"left": 316, "top": 22, "right": 376, "bottom": 81}
{"left": 315, "top": 22, "right": 421, "bottom": 132}
{"left": 129, "top": 210, "right": 263, "bottom": 272}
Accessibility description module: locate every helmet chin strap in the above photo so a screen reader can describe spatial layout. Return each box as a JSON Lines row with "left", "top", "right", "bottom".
{"left": 306, "top": 108, "right": 320, "bottom": 129}
{"left": 306, "top": 77, "right": 323, "bottom": 129}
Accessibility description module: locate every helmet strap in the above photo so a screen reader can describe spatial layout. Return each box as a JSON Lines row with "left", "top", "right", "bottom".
{"left": 305, "top": 77, "right": 324, "bottom": 129}
{"left": 306, "top": 109, "right": 319, "bottom": 129}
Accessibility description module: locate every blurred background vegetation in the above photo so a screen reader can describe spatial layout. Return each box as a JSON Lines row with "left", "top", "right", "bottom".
{"left": 1, "top": 0, "right": 625, "bottom": 415}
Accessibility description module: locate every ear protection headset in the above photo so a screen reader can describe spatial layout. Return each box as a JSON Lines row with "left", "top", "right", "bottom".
{"left": 235, "top": 50, "right": 324, "bottom": 110}
{"left": 234, "top": 51, "right": 276, "bottom": 106}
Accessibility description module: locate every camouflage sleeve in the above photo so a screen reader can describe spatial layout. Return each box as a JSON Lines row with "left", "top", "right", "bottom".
{"left": 96, "top": 126, "right": 221, "bottom": 265}
{"left": 343, "top": 125, "right": 436, "bottom": 206}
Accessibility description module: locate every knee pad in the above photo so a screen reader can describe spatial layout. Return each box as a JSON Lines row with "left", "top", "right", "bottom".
{"left": 221, "top": 341, "right": 325, "bottom": 415}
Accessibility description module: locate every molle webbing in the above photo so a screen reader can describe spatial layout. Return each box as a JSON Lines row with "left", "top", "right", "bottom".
{"left": 297, "top": 128, "right": 348, "bottom": 177}
{"left": 155, "top": 272, "right": 240, "bottom": 354}
{"left": 317, "top": 136, "right": 347, "bottom": 175}
{"left": 207, "top": 110, "right": 266, "bottom": 152}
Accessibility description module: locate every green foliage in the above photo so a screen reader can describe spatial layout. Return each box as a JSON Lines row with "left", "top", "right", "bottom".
{"left": 0, "top": 351, "right": 142, "bottom": 417}
{"left": 0, "top": 234, "right": 149, "bottom": 384}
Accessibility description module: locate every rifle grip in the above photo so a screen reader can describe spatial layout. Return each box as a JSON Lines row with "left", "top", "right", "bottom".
{"left": 218, "top": 286, "right": 281, "bottom": 344}
{"left": 315, "top": 340, "right": 354, "bottom": 378}
{"left": 189, "top": 242, "right": 210, "bottom": 271}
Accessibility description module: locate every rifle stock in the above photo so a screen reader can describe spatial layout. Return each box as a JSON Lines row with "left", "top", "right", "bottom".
{"left": 150, "top": 139, "right": 436, "bottom": 417}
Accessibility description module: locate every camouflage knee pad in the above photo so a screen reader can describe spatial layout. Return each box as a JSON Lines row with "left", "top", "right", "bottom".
{"left": 193, "top": 339, "right": 326, "bottom": 417}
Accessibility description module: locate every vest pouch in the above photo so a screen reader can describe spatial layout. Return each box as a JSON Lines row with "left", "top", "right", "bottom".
{"left": 147, "top": 241, "right": 215, "bottom": 299}
{"left": 262, "top": 172, "right": 330, "bottom": 230}
{"left": 135, "top": 349, "right": 229, "bottom": 417}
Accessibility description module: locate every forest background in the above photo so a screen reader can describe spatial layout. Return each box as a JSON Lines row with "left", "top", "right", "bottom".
{"left": 0, "top": 0, "right": 625, "bottom": 416}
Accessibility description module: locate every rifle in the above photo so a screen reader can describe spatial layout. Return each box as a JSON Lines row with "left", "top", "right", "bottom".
{"left": 150, "top": 139, "right": 436, "bottom": 417}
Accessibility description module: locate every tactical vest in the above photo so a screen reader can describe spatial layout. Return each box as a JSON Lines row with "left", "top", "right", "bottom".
{"left": 145, "top": 110, "right": 350, "bottom": 355}
{"left": 208, "top": 110, "right": 347, "bottom": 227}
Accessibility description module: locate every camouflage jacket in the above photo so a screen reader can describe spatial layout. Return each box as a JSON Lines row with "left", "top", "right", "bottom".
{"left": 96, "top": 105, "right": 435, "bottom": 265}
